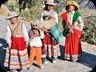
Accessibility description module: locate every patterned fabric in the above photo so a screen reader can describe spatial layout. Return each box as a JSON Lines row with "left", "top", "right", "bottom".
{"left": 43, "top": 10, "right": 55, "bottom": 19}
{"left": 28, "top": 29, "right": 44, "bottom": 47}
{"left": 43, "top": 33, "right": 61, "bottom": 58}
{"left": 61, "top": 11, "right": 83, "bottom": 36}
{"left": 4, "top": 37, "right": 29, "bottom": 70}
{"left": 64, "top": 33, "right": 82, "bottom": 60}
{"left": 42, "top": 23, "right": 62, "bottom": 58}
{"left": 50, "top": 23, "right": 63, "bottom": 43}
{"left": 72, "top": 11, "right": 81, "bottom": 24}
{"left": 9, "top": 23, "right": 23, "bottom": 36}
{"left": 5, "top": 23, "right": 29, "bottom": 44}
{"left": 61, "top": 11, "right": 83, "bottom": 61}
{"left": 52, "top": 43, "right": 60, "bottom": 58}
{"left": 46, "top": 43, "right": 60, "bottom": 58}
{"left": 61, "top": 11, "right": 81, "bottom": 24}
{"left": 28, "top": 29, "right": 35, "bottom": 38}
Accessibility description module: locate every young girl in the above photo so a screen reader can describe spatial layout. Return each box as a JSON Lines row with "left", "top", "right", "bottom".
{"left": 40, "top": 0, "right": 61, "bottom": 64}
{"left": 61, "top": 1, "right": 84, "bottom": 62}
{"left": 28, "top": 20, "right": 44, "bottom": 69}
{"left": 4, "top": 12, "right": 29, "bottom": 72}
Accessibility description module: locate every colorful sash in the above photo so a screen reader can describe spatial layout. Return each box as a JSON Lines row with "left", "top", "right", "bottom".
{"left": 61, "top": 11, "right": 82, "bottom": 37}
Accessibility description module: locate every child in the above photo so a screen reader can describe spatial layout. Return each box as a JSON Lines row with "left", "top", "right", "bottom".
{"left": 4, "top": 12, "right": 29, "bottom": 72}
{"left": 40, "top": 0, "right": 61, "bottom": 64}
{"left": 61, "top": 1, "right": 84, "bottom": 62}
{"left": 28, "top": 20, "right": 44, "bottom": 69}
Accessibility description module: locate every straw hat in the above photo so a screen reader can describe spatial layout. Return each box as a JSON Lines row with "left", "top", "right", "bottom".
{"left": 6, "top": 12, "right": 19, "bottom": 20}
{"left": 65, "top": 1, "right": 79, "bottom": 11}
{"left": 40, "top": 18, "right": 56, "bottom": 29}
{"left": 45, "top": 0, "right": 56, "bottom": 5}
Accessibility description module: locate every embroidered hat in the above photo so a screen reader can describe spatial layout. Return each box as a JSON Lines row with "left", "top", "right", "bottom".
{"left": 6, "top": 12, "right": 19, "bottom": 20}
{"left": 40, "top": 18, "right": 56, "bottom": 29}
{"left": 45, "top": 0, "right": 56, "bottom": 5}
{"left": 30, "top": 20, "right": 41, "bottom": 28}
{"left": 65, "top": 1, "right": 79, "bottom": 11}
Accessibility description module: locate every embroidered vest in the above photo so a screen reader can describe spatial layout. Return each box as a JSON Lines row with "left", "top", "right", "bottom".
{"left": 9, "top": 23, "right": 23, "bottom": 36}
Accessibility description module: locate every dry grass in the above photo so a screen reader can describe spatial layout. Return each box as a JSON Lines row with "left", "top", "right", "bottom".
{"left": 79, "top": 8, "right": 96, "bottom": 19}
{"left": 0, "top": 7, "right": 8, "bottom": 15}
{"left": 81, "top": 42, "right": 96, "bottom": 52}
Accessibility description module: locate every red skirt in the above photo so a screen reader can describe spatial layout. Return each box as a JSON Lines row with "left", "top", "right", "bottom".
{"left": 42, "top": 34, "right": 60, "bottom": 58}
{"left": 64, "top": 33, "right": 82, "bottom": 60}
{"left": 4, "top": 36, "right": 29, "bottom": 70}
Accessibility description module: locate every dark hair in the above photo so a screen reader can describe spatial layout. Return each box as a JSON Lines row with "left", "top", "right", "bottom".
{"left": 44, "top": 4, "right": 49, "bottom": 10}
{"left": 44, "top": 4, "right": 54, "bottom": 10}
{"left": 66, "top": 5, "right": 78, "bottom": 11}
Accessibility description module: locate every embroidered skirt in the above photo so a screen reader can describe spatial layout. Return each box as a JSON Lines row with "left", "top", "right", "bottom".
{"left": 42, "top": 34, "right": 60, "bottom": 58}
{"left": 4, "top": 36, "right": 29, "bottom": 70}
{"left": 64, "top": 33, "right": 82, "bottom": 60}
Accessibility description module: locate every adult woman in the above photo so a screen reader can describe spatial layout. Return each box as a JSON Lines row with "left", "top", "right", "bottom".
{"left": 61, "top": 1, "right": 84, "bottom": 62}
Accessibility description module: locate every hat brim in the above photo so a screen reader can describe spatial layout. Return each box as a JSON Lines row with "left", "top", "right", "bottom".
{"left": 6, "top": 15, "right": 19, "bottom": 20}
{"left": 65, "top": 1, "right": 79, "bottom": 11}
{"left": 46, "top": 3, "right": 56, "bottom": 6}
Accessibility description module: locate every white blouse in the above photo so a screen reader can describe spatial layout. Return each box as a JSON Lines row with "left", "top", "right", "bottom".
{"left": 5, "top": 23, "right": 29, "bottom": 43}
{"left": 29, "top": 30, "right": 44, "bottom": 47}
{"left": 68, "top": 11, "right": 84, "bottom": 31}
{"left": 40, "top": 10, "right": 58, "bottom": 23}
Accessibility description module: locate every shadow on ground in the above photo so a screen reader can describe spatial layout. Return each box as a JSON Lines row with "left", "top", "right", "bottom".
{"left": 0, "top": 38, "right": 9, "bottom": 72}
{"left": 0, "top": 41, "right": 96, "bottom": 72}
{"left": 58, "top": 45, "right": 96, "bottom": 70}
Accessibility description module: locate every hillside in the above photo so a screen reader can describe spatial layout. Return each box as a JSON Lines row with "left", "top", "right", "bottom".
{"left": 77, "top": 0, "right": 96, "bottom": 9}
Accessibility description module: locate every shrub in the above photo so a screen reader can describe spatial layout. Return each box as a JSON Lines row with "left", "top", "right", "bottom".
{"left": 81, "top": 17, "right": 96, "bottom": 45}
{"left": 20, "top": 6, "right": 42, "bottom": 21}
{"left": 0, "top": 7, "right": 8, "bottom": 15}
{"left": 5, "top": 0, "right": 43, "bottom": 21}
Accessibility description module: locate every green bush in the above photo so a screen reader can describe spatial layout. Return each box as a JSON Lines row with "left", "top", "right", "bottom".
{"left": 5, "top": 0, "right": 43, "bottom": 21}
{"left": 5, "top": 1, "right": 19, "bottom": 12}
{"left": 81, "top": 17, "right": 96, "bottom": 45}
{"left": 20, "top": 6, "right": 42, "bottom": 21}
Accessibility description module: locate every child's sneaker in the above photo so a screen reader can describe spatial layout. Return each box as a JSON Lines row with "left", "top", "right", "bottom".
{"left": 42, "top": 58, "right": 48, "bottom": 64}
{"left": 28, "top": 66, "right": 33, "bottom": 70}
{"left": 52, "top": 58, "right": 56, "bottom": 63}
{"left": 11, "top": 70, "right": 17, "bottom": 72}
{"left": 39, "top": 65, "right": 44, "bottom": 69}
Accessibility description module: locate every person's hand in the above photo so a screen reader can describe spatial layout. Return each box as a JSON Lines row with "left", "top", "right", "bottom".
{"left": 44, "top": 30, "right": 49, "bottom": 33}
{"left": 49, "top": 15, "right": 53, "bottom": 19}
{"left": 66, "top": 24, "right": 70, "bottom": 28}
{"left": 37, "top": 27, "right": 41, "bottom": 31}
{"left": 67, "top": 34, "right": 69, "bottom": 37}
{"left": 8, "top": 43, "right": 11, "bottom": 50}
{"left": 26, "top": 41, "right": 29, "bottom": 48}
{"left": 35, "top": 34, "right": 40, "bottom": 37}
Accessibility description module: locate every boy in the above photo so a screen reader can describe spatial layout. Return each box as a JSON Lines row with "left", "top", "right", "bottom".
{"left": 28, "top": 20, "right": 44, "bottom": 69}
